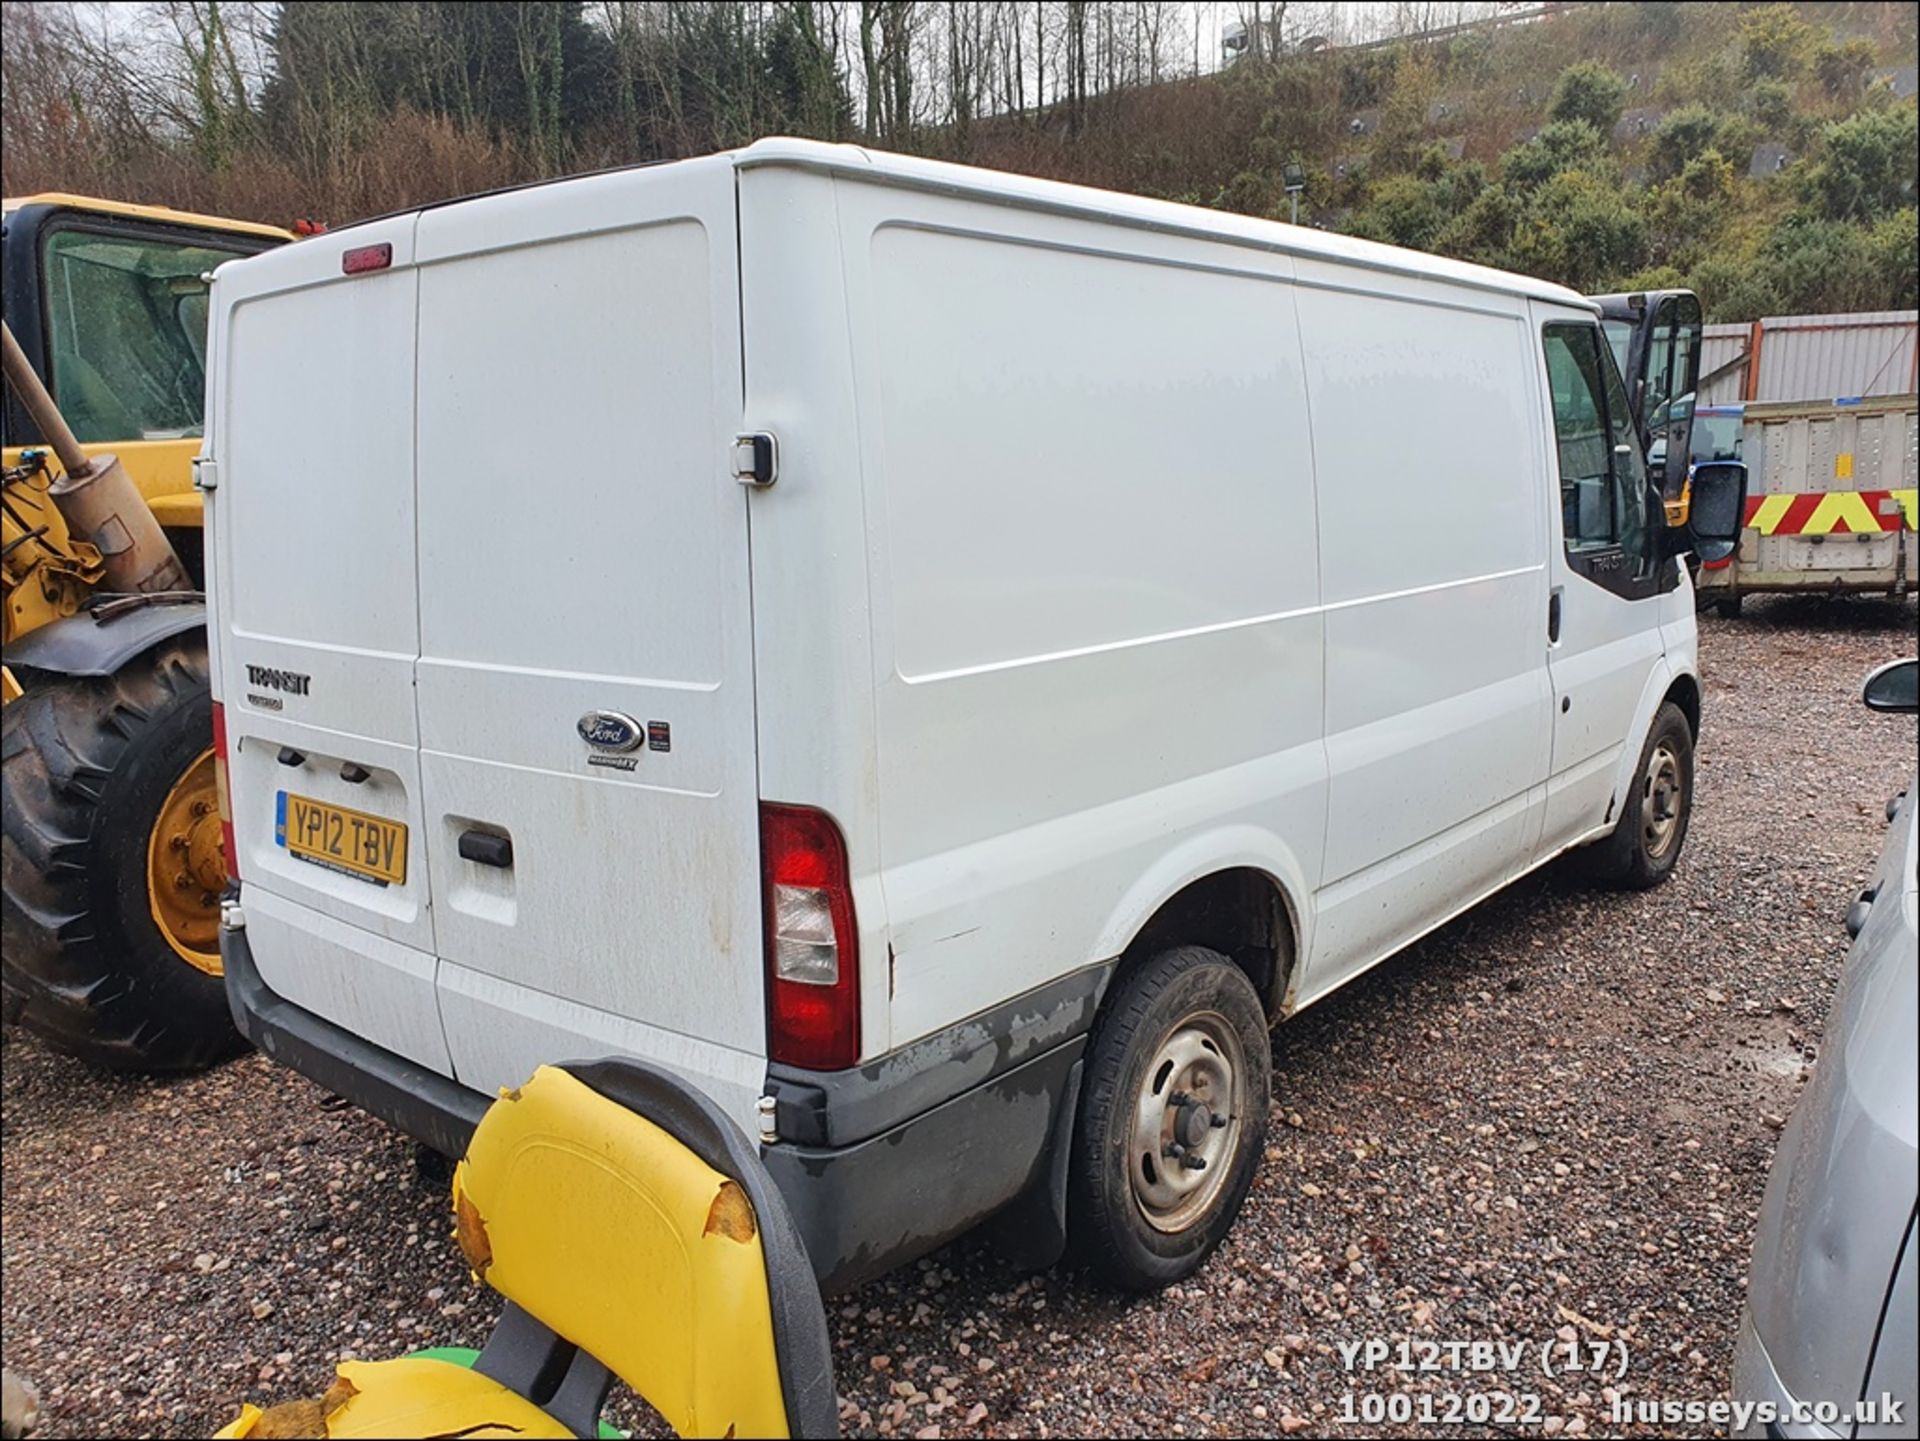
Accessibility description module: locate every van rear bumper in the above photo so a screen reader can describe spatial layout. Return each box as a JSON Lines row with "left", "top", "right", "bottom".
{"left": 223, "top": 919, "right": 1095, "bottom": 1292}
{"left": 222, "top": 914, "right": 487, "bottom": 1160}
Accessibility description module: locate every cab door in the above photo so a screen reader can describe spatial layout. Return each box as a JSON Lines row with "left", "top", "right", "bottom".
{"left": 1532, "top": 306, "right": 1675, "bottom": 854}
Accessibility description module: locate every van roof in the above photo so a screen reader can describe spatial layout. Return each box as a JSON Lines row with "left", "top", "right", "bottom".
{"left": 734, "top": 138, "right": 1596, "bottom": 312}
{"left": 295, "top": 137, "right": 1593, "bottom": 313}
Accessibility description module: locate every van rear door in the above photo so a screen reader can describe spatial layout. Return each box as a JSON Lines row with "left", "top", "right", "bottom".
{"left": 209, "top": 215, "right": 448, "bottom": 1070}
{"left": 408, "top": 161, "right": 766, "bottom": 1127}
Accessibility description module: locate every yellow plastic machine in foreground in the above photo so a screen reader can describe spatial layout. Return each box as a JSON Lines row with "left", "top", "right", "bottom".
{"left": 217, "top": 1060, "right": 838, "bottom": 1440}
{"left": 2, "top": 195, "right": 287, "bottom": 1069}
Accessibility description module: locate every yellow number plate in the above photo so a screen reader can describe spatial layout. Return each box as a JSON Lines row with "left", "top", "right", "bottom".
{"left": 275, "top": 791, "right": 407, "bottom": 886}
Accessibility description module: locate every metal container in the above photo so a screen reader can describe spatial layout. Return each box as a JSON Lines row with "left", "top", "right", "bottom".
{"left": 1696, "top": 395, "right": 1918, "bottom": 604}
{"left": 1699, "top": 311, "right": 1918, "bottom": 408}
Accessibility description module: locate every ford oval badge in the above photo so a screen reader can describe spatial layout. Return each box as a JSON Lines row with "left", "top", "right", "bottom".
{"left": 577, "top": 710, "right": 643, "bottom": 753}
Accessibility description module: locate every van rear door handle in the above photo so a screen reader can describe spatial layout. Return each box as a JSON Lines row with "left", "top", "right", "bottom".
{"left": 1547, "top": 588, "right": 1563, "bottom": 644}
{"left": 458, "top": 829, "right": 513, "bottom": 869}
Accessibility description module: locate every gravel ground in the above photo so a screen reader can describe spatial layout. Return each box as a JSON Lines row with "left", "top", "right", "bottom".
{"left": 4, "top": 595, "right": 1916, "bottom": 1440}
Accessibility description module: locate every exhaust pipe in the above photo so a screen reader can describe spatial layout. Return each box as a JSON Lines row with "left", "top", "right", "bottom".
{"left": 1, "top": 320, "right": 190, "bottom": 595}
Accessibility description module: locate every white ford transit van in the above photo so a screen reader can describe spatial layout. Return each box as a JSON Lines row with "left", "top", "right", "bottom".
{"left": 204, "top": 140, "right": 1739, "bottom": 1292}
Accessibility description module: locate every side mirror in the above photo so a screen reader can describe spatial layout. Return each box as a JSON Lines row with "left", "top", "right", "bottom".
{"left": 1682, "top": 460, "right": 1747, "bottom": 564}
{"left": 1862, "top": 659, "right": 1919, "bottom": 714}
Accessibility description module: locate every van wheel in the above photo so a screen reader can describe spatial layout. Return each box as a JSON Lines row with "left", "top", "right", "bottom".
{"left": 0, "top": 638, "right": 242, "bottom": 1072}
{"left": 1067, "top": 946, "right": 1270, "bottom": 1291}
{"left": 1580, "top": 702, "right": 1694, "bottom": 891}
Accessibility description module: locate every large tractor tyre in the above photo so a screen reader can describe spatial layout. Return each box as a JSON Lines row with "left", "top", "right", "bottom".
{"left": 1, "top": 635, "right": 241, "bottom": 1071}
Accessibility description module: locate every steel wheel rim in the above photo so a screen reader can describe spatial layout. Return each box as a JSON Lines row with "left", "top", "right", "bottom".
{"left": 1130, "top": 1010, "right": 1244, "bottom": 1233}
{"left": 146, "top": 747, "right": 225, "bottom": 975}
{"left": 1642, "top": 740, "right": 1683, "bottom": 861}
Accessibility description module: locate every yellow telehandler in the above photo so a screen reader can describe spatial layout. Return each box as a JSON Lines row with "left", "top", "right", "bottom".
{"left": 2, "top": 195, "right": 288, "bottom": 1069}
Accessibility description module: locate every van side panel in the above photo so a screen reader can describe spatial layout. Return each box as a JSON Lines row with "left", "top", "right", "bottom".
{"left": 406, "top": 163, "right": 764, "bottom": 1127}
{"left": 834, "top": 184, "right": 1327, "bottom": 1047}
{"left": 1295, "top": 274, "right": 1553, "bottom": 999}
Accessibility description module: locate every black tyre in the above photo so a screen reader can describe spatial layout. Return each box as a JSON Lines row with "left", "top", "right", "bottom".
{"left": 1578, "top": 701, "right": 1695, "bottom": 891}
{"left": 1, "top": 635, "right": 241, "bottom": 1071}
{"left": 1067, "top": 945, "right": 1270, "bottom": 1291}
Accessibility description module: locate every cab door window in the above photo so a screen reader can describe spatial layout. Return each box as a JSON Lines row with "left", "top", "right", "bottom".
{"left": 40, "top": 228, "right": 251, "bottom": 443}
{"left": 1543, "top": 322, "right": 1654, "bottom": 585}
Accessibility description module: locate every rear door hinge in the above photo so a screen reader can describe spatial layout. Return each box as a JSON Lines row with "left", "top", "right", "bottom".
{"left": 731, "top": 432, "right": 778, "bottom": 489}
{"left": 192, "top": 456, "right": 218, "bottom": 491}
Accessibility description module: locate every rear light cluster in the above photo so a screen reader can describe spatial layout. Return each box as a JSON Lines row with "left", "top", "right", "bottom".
{"left": 340, "top": 242, "right": 392, "bottom": 275}
{"left": 211, "top": 701, "right": 239, "bottom": 884}
{"left": 760, "top": 803, "right": 859, "bottom": 1071}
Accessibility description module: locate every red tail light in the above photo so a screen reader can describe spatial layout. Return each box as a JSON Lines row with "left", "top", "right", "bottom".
{"left": 761, "top": 803, "right": 859, "bottom": 1071}
{"left": 211, "top": 701, "right": 239, "bottom": 883}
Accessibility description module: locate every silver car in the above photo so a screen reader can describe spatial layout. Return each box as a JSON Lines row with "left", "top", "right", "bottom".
{"left": 1733, "top": 658, "right": 1918, "bottom": 1440}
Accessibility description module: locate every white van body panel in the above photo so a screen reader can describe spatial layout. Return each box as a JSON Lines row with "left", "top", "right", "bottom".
{"left": 209, "top": 140, "right": 1693, "bottom": 1200}
{"left": 243, "top": 886, "right": 450, "bottom": 1071}
{"left": 407, "top": 161, "right": 762, "bottom": 1105}
{"left": 826, "top": 176, "right": 1327, "bottom": 1048}
{"left": 209, "top": 161, "right": 765, "bottom": 1131}
{"left": 1297, "top": 270, "right": 1553, "bottom": 998}
{"left": 210, "top": 213, "right": 439, "bottom": 1050}
{"left": 736, "top": 165, "right": 896, "bottom": 1060}
{"left": 1527, "top": 296, "right": 1680, "bottom": 854}
{"left": 433, "top": 960, "right": 768, "bottom": 1127}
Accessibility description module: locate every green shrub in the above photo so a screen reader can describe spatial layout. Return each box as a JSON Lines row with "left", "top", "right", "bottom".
{"left": 1655, "top": 52, "right": 1736, "bottom": 108}
{"left": 1435, "top": 185, "right": 1519, "bottom": 269}
{"left": 1646, "top": 150, "right": 1734, "bottom": 267}
{"left": 1686, "top": 251, "right": 1783, "bottom": 322}
{"left": 1217, "top": 170, "right": 1278, "bottom": 217}
{"left": 1746, "top": 78, "right": 1794, "bottom": 131}
{"left": 1501, "top": 119, "right": 1611, "bottom": 190}
{"left": 1867, "top": 207, "right": 1919, "bottom": 308}
{"left": 1712, "top": 114, "right": 1761, "bottom": 175}
{"left": 1761, "top": 214, "right": 1887, "bottom": 310}
{"left": 1739, "top": 3, "right": 1819, "bottom": 82}
{"left": 1628, "top": 3, "right": 1688, "bottom": 45}
{"left": 1351, "top": 173, "right": 1447, "bottom": 250}
{"left": 1508, "top": 169, "right": 1650, "bottom": 290}
{"left": 1648, "top": 105, "right": 1719, "bottom": 182}
{"left": 1616, "top": 263, "right": 1688, "bottom": 293}
{"left": 1814, "top": 37, "right": 1878, "bottom": 99}
{"left": 1804, "top": 104, "right": 1920, "bottom": 221}
{"left": 1548, "top": 61, "right": 1628, "bottom": 135}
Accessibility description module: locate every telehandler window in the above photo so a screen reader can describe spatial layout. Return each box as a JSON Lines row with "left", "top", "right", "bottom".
{"left": 41, "top": 228, "right": 248, "bottom": 444}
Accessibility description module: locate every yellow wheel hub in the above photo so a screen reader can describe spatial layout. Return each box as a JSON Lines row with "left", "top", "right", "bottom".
{"left": 146, "top": 747, "right": 225, "bottom": 976}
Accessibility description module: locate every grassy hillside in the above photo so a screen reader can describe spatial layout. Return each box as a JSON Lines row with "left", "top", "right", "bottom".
{"left": 964, "top": 3, "right": 1917, "bottom": 319}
